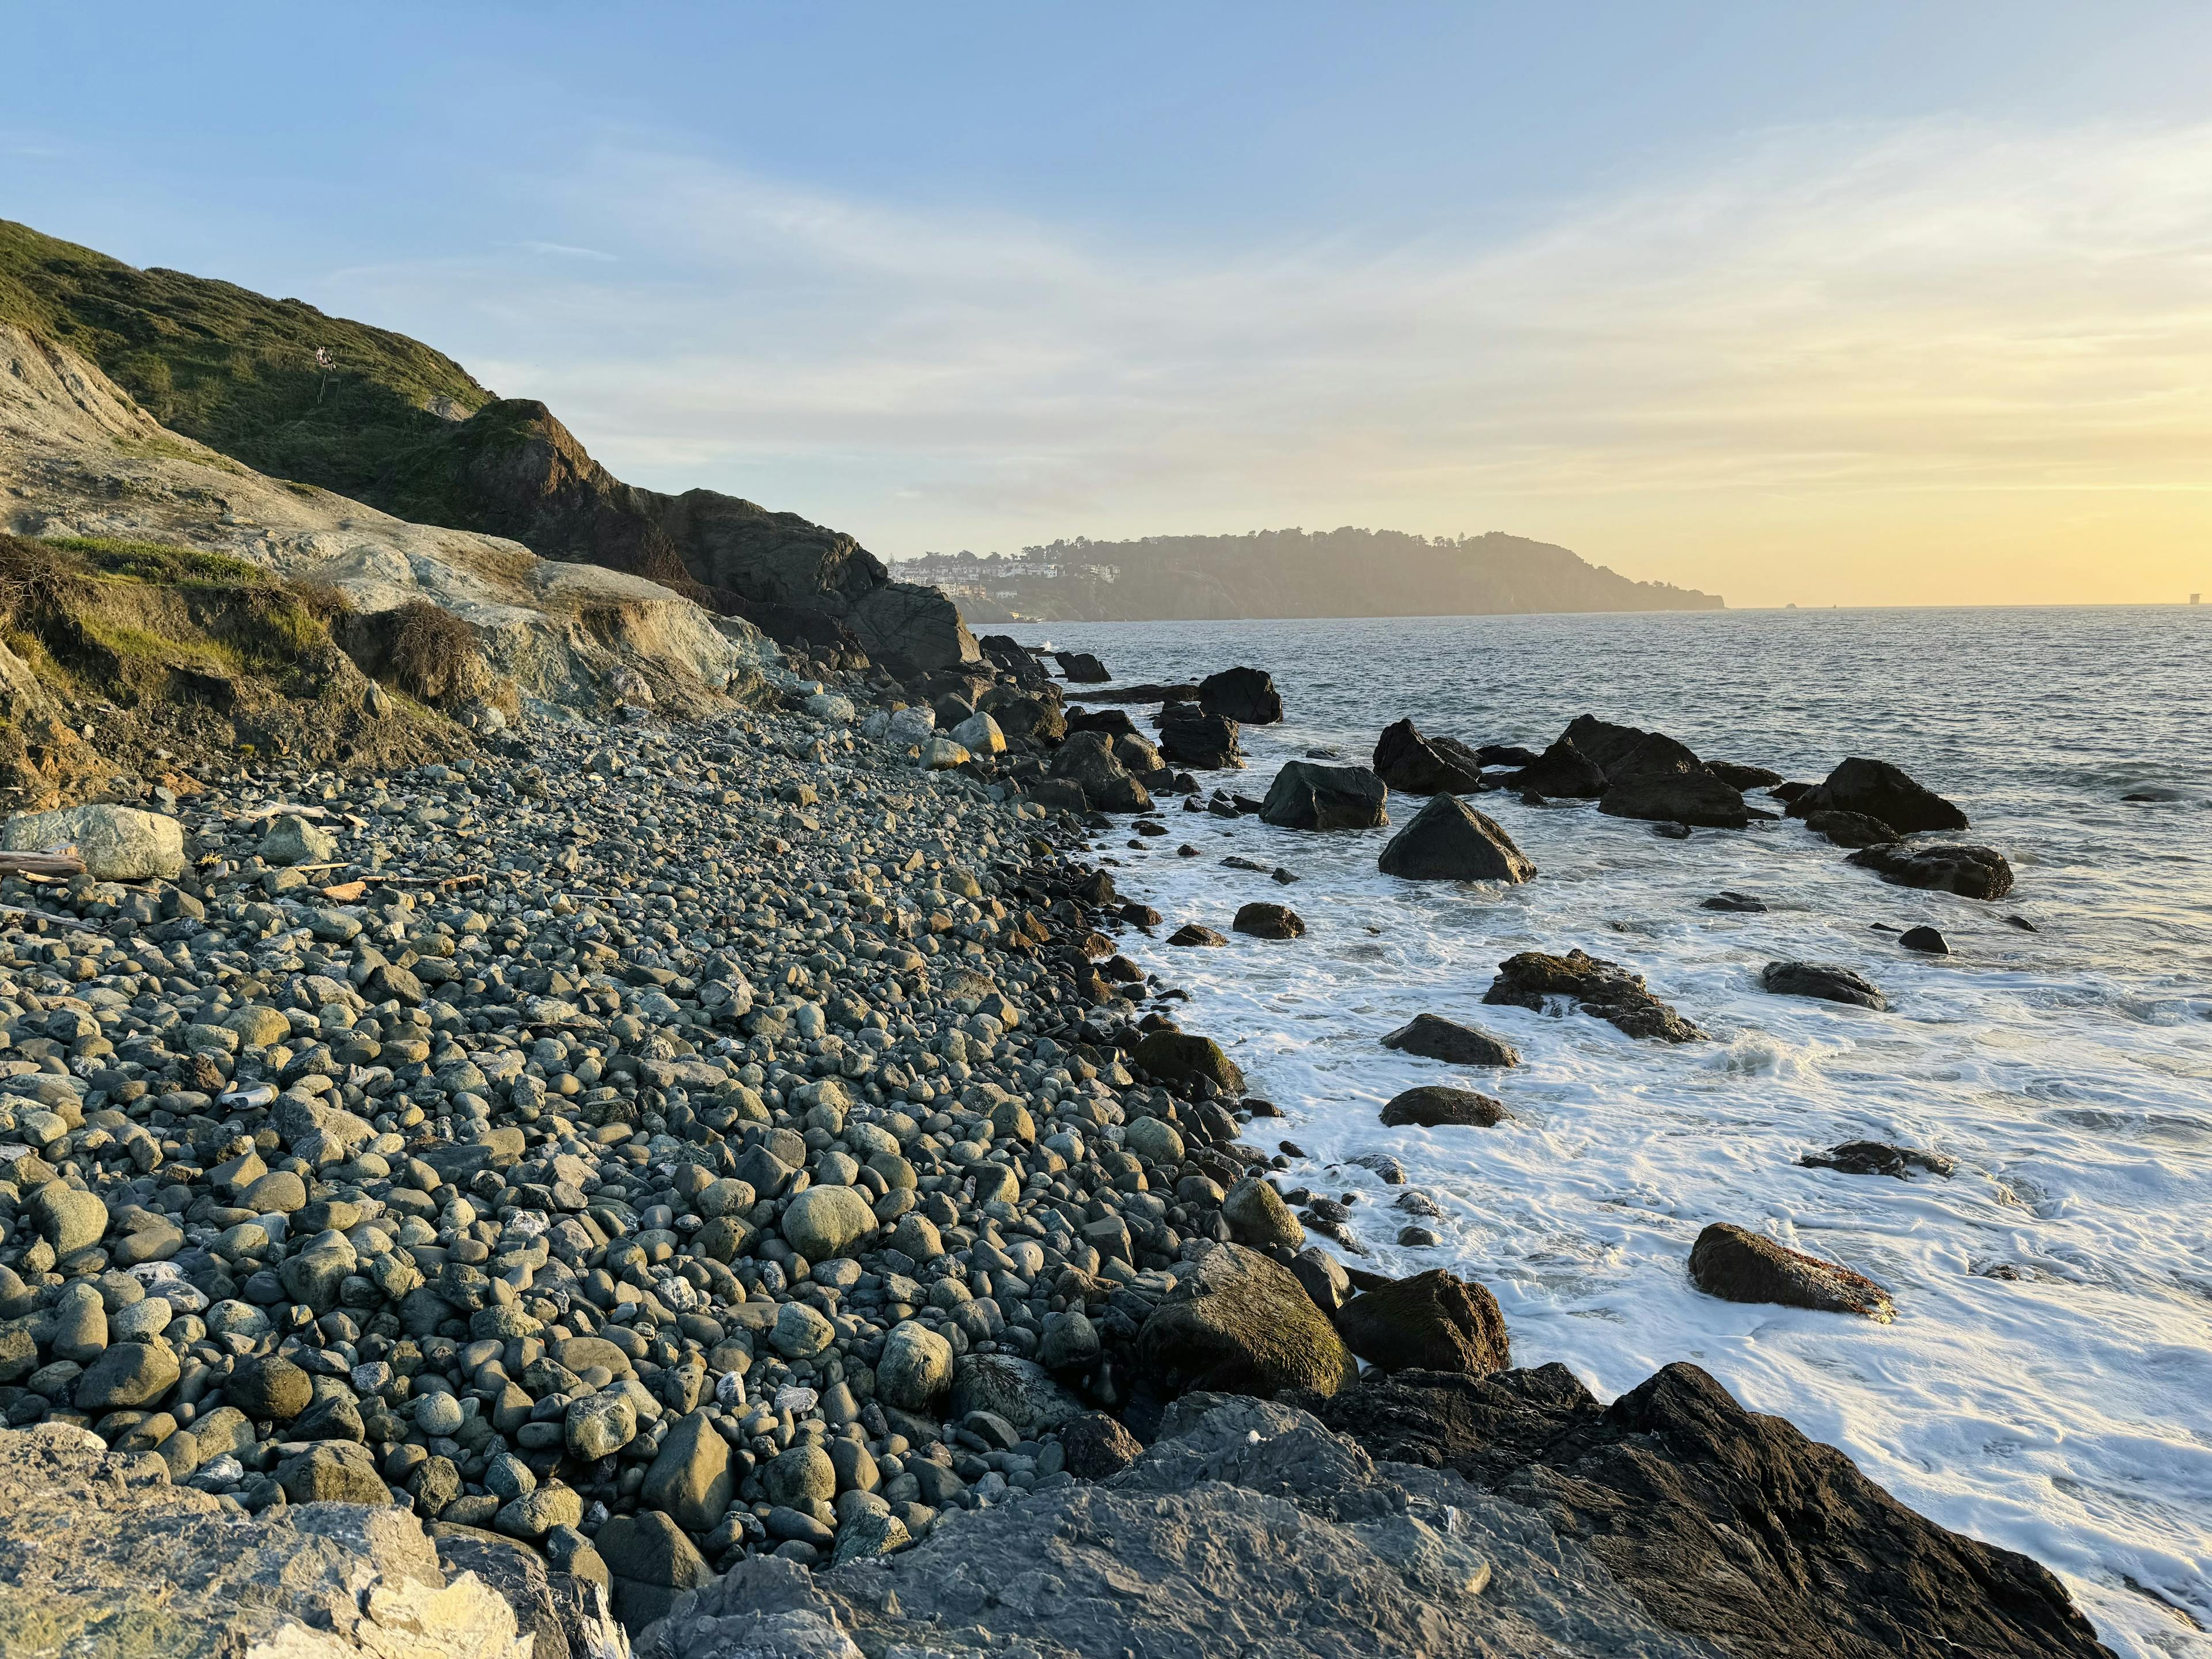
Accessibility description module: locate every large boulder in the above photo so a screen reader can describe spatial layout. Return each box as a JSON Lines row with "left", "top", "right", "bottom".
{"left": 1137, "top": 1244, "right": 1358, "bottom": 1399}
{"left": 2, "top": 805, "right": 185, "bottom": 880}
{"left": 977, "top": 633, "right": 1051, "bottom": 688}
{"left": 1232, "top": 902, "right": 1305, "bottom": 940}
{"left": 1483, "top": 949, "right": 1705, "bottom": 1042}
{"left": 1378, "top": 794, "right": 1535, "bottom": 882}
{"left": 1260, "top": 762, "right": 1389, "bottom": 830}
{"left": 1054, "top": 650, "right": 1111, "bottom": 683}
{"left": 1380, "top": 1013, "right": 1520, "bottom": 1067}
{"left": 594, "top": 1508, "right": 713, "bottom": 1633}
{"left": 1790, "top": 757, "right": 1968, "bottom": 833}
{"left": 640, "top": 1409, "right": 733, "bottom": 1532}
{"left": 1199, "top": 666, "right": 1283, "bottom": 724}
{"left": 1221, "top": 1176, "right": 1305, "bottom": 1250}
{"left": 1157, "top": 705, "right": 1244, "bottom": 769}
{"left": 1372, "top": 719, "right": 1484, "bottom": 795}
{"left": 1314, "top": 1365, "right": 2112, "bottom": 1659}
{"left": 1848, "top": 843, "right": 2014, "bottom": 900}
{"left": 1688, "top": 1222, "right": 1895, "bottom": 1321}
{"left": 1335, "top": 1270, "right": 1512, "bottom": 1376}
{"left": 1760, "top": 961, "right": 1887, "bottom": 1010}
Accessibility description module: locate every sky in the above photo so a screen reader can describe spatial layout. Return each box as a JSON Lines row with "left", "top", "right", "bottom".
{"left": 10, "top": 2, "right": 2212, "bottom": 608}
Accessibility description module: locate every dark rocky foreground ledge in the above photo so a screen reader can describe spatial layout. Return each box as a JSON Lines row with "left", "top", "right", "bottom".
{"left": 0, "top": 665, "right": 2112, "bottom": 1658}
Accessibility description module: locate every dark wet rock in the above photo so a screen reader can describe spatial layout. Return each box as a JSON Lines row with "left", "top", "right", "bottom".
{"left": 1157, "top": 704, "right": 1244, "bottom": 770}
{"left": 1373, "top": 719, "right": 1486, "bottom": 795}
{"left": 1065, "top": 706, "right": 1142, "bottom": 740}
{"left": 1260, "top": 762, "right": 1389, "bottom": 831}
{"left": 1290, "top": 1246, "right": 1353, "bottom": 1316}
{"left": 1137, "top": 1243, "right": 1358, "bottom": 1399}
{"left": 1133, "top": 1029, "right": 1247, "bottom": 1093}
{"left": 1501, "top": 737, "right": 1607, "bottom": 799}
{"left": 1233, "top": 902, "right": 1305, "bottom": 940}
{"left": 1055, "top": 650, "right": 1112, "bottom": 683}
{"left": 1600, "top": 770, "right": 1749, "bottom": 830}
{"left": 1899, "top": 925, "right": 1950, "bottom": 954}
{"left": 1050, "top": 729, "right": 1153, "bottom": 813}
{"left": 1709, "top": 761, "right": 1783, "bottom": 789}
{"left": 1790, "top": 757, "right": 1969, "bottom": 833}
{"left": 1802, "top": 1141, "right": 1956, "bottom": 1179}
{"left": 977, "top": 633, "right": 1051, "bottom": 688}
{"left": 1378, "top": 794, "right": 1535, "bottom": 882}
{"left": 2005, "top": 913, "right": 2038, "bottom": 932}
{"left": 1168, "top": 922, "right": 1229, "bottom": 947}
{"left": 1059, "top": 1410, "right": 1144, "bottom": 1479}
{"left": 1335, "top": 1270, "right": 1512, "bottom": 1377}
{"left": 1849, "top": 843, "right": 2015, "bottom": 900}
{"left": 1805, "top": 808, "right": 1897, "bottom": 848}
{"left": 1761, "top": 961, "right": 1888, "bottom": 1011}
{"left": 1071, "top": 680, "right": 1200, "bottom": 704}
{"left": 1199, "top": 666, "right": 1283, "bottom": 725}
{"left": 228, "top": 1353, "right": 312, "bottom": 1421}
{"left": 1688, "top": 1222, "right": 1895, "bottom": 1321}
{"left": 1312, "top": 1363, "right": 2111, "bottom": 1659}
{"left": 1380, "top": 1086, "right": 1511, "bottom": 1128}
{"left": 1700, "top": 891, "right": 1767, "bottom": 912}
{"left": 1380, "top": 1013, "right": 1521, "bottom": 1067}
{"left": 1558, "top": 714, "right": 1706, "bottom": 782}
{"left": 1475, "top": 743, "right": 1541, "bottom": 768}
{"left": 1652, "top": 819, "right": 1692, "bottom": 839}
{"left": 1483, "top": 949, "right": 1705, "bottom": 1042}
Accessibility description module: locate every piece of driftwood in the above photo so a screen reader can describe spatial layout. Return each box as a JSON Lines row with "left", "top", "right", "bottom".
{"left": 0, "top": 903, "right": 100, "bottom": 933}
{"left": 0, "top": 851, "right": 88, "bottom": 878}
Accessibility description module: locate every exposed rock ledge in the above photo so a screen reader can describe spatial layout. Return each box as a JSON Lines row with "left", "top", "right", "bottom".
{"left": 0, "top": 1418, "right": 623, "bottom": 1658}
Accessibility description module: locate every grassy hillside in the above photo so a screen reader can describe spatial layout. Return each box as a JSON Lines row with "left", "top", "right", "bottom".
{"left": 0, "top": 218, "right": 491, "bottom": 501}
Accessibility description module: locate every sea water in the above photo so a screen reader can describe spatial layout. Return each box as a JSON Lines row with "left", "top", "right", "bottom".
{"left": 1007, "top": 608, "right": 2212, "bottom": 1657}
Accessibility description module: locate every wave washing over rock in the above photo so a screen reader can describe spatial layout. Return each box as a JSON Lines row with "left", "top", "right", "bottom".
{"left": 1006, "top": 611, "right": 2212, "bottom": 1658}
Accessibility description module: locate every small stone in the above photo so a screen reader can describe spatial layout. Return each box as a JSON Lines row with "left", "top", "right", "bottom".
{"left": 1221, "top": 1176, "right": 1304, "bottom": 1251}
{"left": 762, "top": 1442, "right": 836, "bottom": 1508}
{"left": 229, "top": 1354, "right": 312, "bottom": 1421}
{"left": 29, "top": 1184, "right": 109, "bottom": 1258}
{"left": 74, "top": 1340, "right": 180, "bottom": 1411}
{"left": 876, "top": 1319, "right": 953, "bottom": 1411}
{"left": 770, "top": 1300, "right": 835, "bottom": 1360}
{"left": 566, "top": 1390, "right": 638, "bottom": 1460}
{"left": 780, "top": 1184, "right": 877, "bottom": 1261}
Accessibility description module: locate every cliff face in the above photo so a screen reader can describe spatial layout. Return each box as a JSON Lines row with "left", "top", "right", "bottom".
{"left": 0, "top": 218, "right": 976, "bottom": 677}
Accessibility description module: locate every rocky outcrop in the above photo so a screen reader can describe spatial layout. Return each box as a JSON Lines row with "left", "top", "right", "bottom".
{"left": 1373, "top": 718, "right": 1486, "bottom": 794}
{"left": 1484, "top": 948, "right": 1706, "bottom": 1041}
{"left": 1054, "top": 650, "right": 1111, "bottom": 683}
{"left": 1199, "top": 665, "right": 1283, "bottom": 724}
{"left": 1599, "top": 770, "right": 1752, "bottom": 829}
{"left": 0, "top": 325, "right": 781, "bottom": 726}
{"left": 1314, "top": 1363, "right": 2113, "bottom": 1659}
{"left": 642, "top": 1392, "right": 1719, "bottom": 1659}
{"left": 1688, "top": 1222, "right": 1896, "bottom": 1321}
{"left": 1539, "top": 715, "right": 1752, "bottom": 827}
{"left": 0, "top": 1421, "right": 559, "bottom": 1658}
{"left": 1790, "top": 757, "right": 1968, "bottom": 834}
{"left": 1379, "top": 795, "right": 1536, "bottom": 882}
{"left": 1848, "top": 843, "right": 2015, "bottom": 900}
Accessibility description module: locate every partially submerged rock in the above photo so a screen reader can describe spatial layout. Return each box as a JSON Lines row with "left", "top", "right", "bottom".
{"left": 1199, "top": 665, "right": 1283, "bottom": 725}
{"left": 1380, "top": 1012, "right": 1521, "bottom": 1067}
{"left": 1761, "top": 960, "right": 1888, "bottom": 1010}
{"left": 1688, "top": 1222, "right": 1896, "bottom": 1321}
{"left": 1849, "top": 842, "right": 2016, "bottom": 900}
{"left": 1791, "top": 756, "right": 1969, "bottom": 833}
{"left": 1232, "top": 901, "right": 1305, "bottom": 939}
{"left": 1380, "top": 1086, "right": 1512, "bottom": 1128}
{"left": 1802, "top": 1140, "right": 1956, "bottom": 1179}
{"left": 1378, "top": 794, "right": 1535, "bottom": 882}
{"left": 1484, "top": 948, "right": 1705, "bottom": 1041}
{"left": 1372, "top": 718, "right": 1485, "bottom": 795}
{"left": 1259, "top": 761, "right": 1389, "bottom": 830}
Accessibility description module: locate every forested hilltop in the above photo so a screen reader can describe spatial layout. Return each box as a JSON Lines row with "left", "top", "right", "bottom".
{"left": 899, "top": 527, "right": 1722, "bottom": 620}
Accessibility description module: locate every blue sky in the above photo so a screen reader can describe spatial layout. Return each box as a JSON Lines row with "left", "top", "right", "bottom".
{"left": 12, "top": 3, "right": 2212, "bottom": 604}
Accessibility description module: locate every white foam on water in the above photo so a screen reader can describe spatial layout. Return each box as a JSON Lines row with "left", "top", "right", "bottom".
{"left": 1014, "top": 610, "right": 2212, "bottom": 1656}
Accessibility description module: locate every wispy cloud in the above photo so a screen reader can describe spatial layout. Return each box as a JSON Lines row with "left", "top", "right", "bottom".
{"left": 514, "top": 240, "right": 618, "bottom": 262}
{"left": 324, "top": 118, "right": 2212, "bottom": 603}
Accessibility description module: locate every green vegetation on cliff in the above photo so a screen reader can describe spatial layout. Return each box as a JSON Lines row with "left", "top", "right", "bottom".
{"left": 0, "top": 218, "right": 490, "bottom": 503}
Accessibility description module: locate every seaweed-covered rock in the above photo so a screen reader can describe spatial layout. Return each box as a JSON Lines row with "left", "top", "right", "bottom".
{"left": 1483, "top": 949, "right": 1704, "bottom": 1042}
{"left": 1848, "top": 843, "right": 2015, "bottom": 900}
{"left": 1335, "top": 1270, "right": 1512, "bottom": 1376}
{"left": 1138, "top": 1244, "right": 1358, "bottom": 1399}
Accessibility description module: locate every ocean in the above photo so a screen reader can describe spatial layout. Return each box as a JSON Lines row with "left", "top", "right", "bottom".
{"left": 1006, "top": 608, "right": 2212, "bottom": 1658}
